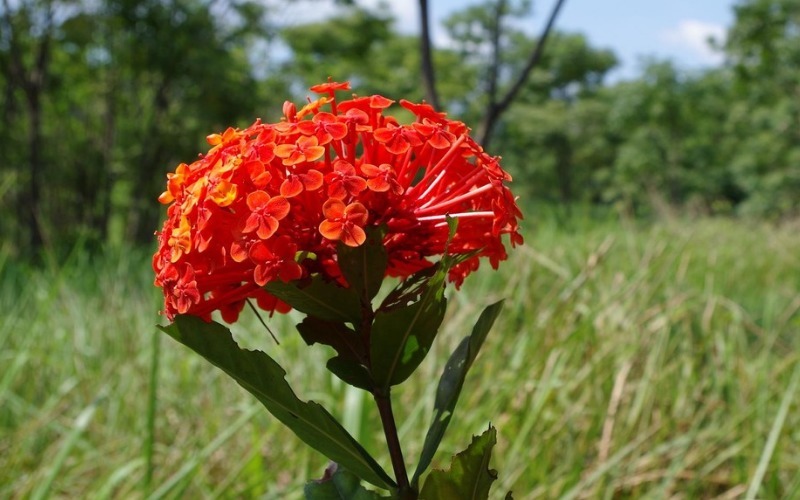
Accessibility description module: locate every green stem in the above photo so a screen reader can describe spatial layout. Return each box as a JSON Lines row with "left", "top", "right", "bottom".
{"left": 358, "top": 285, "right": 415, "bottom": 497}
{"left": 373, "top": 389, "right": 415, "bottom": 498}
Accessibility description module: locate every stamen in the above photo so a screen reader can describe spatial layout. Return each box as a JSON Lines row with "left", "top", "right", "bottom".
{"left": 415, "top": 184, "right": 494, "bottom": 215}
{"left": 406, "top": 134, "right": 467, "bottom": 197}
{"left": 395, "top": 148, "right": 414, "bottom": 186}
{"left": 416, "top": 168, "right": 448, "bottom": 202}
{"left": 416, "top": 211, "right": 494, "bottom": 222}
{"left": 418, "top": 168, "right": 487, "bottom": 210}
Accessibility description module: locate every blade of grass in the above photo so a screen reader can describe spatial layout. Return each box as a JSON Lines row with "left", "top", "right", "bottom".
{"left": 95, "top": 458, "right": 145, "bottom": 500}
{"left": 30, "top": 397, "right": 100, "bottom": 500}
{"left": 144, "top": 328, "right": 161, "bottom": 495}
{"left": 147, "top": 404, "right": 260, "bottom": 500}
{"left": 745, "top": 360, "right": 800, "bottom": 500}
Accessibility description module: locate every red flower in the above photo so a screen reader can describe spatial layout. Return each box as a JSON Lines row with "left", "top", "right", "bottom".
{"left": 274, "top": 136, "right": 325, "bottom": 166}
{"left": 243, "top": 191, "right": 290, "bottom": 239}
{"left": 326, "top": 160, "right": 368, "bottom": 199}
{"left": 280, "top": 168, "right": 324, "bottom": 198}
{"left": 361, "top": 163, "right": 403, "bottom": 195}
{"left": 297, "top": 112, "right": 348, "bottom": 145}
{"left": 153, "top": 81, "right": 522, "bottom": 323}
{"left": 319, "top": 199, "right": 369, "bottom": 247}
{"left": 249, "top": 236, "right": 303, "bottom": 286}
{"left": 373, "top": 122, "right": 423, "bottom": 155}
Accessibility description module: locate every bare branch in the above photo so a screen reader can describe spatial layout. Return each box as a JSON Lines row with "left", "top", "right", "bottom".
{"left": 478, "top": 0, "right": 568, "bottom": 147}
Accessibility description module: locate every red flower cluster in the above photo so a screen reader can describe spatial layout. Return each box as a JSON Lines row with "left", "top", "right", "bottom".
{"left": 153, "top": 81, "right": 522, "bottom": 322}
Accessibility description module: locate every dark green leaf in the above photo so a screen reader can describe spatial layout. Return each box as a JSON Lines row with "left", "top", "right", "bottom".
{"left": 337, "top": 226, "right": 387, "bottom": 302}
{"left": 265, "top": 275, "right": 361, "bottom": 323}
{"left": 370, "top": 220, "right": 459, "bottom": 389}
{"left": 304, "top": 466, "right": 388, "bottom": 499}
{"left": 419, "top": 426, "right": 498, "bottom": 500}
{"left": 369, "top": 290, "right": 447, "bottom": 389}
{"left": 379, "top": 264, "right": 439, "bottom": 312}
{"left": 160, "top": 316, "right": 394, "bottom": 490}
{"left": 297, "top": 316, "right": 366, "bottom": 364}
{"left": 412, "top": 301, "right": 504, "bottom": 486}
{"left": 326, "top": 357, "right": 374, "bottom": 391}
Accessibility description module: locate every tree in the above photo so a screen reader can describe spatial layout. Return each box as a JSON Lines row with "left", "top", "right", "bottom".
{"left": 722, "top": 0, "right": 800, "bottom": 216}
{"left": 426, "top": 0, "right": 568, "bottom": 147}
{"left": 0, "top": 0, "right": 57, "bottom": 251}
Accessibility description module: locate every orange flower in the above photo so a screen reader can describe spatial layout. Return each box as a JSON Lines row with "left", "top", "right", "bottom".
{"left": 319, "top": 199, "right": 369, "bottom": 247}
{"left": 153, "top": 81, "right": 521, "bottom": 322}
{"left": 325, "top": 160, "right": 367, "bottom": 199}
{"left": 249, "top": 236, "right": 303, "bottom": 286}
{"left": 243, "top": 191, "right": 290, "bottom": 239}
{"left": 274, "top": 136, "right": 325, "bottom": 166}
{"left": 280, "top": 168, "right": 324, "bottom": 198}
{"left": 361, "top": 163, "right": 403, "bottom": 195}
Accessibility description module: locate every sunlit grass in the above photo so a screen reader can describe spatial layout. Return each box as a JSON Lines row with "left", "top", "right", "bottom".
{"left": 1, "top": 217, "right": 798, "bottom": 498}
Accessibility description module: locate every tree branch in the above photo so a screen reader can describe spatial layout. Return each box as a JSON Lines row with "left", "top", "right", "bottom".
{"left": 478, "top": 0, "right": 568, "bottom": 147}
{"left": 418, "top": 0, "right": 440, "bottom": 109}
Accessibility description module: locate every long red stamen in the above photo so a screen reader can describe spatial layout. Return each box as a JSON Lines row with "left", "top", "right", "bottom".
{"left": 415, "top": 184, "right": 495, "bottom": 215}
{"left": 416, "top": 211, "right": 495, "bottom": 223}
{"left": 419, "top": 168, "right": 488, "bottom": 210}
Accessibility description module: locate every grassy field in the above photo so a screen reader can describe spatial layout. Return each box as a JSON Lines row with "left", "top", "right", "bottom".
{"left": 1, "top": 216, "right": 799, "bottom": 499}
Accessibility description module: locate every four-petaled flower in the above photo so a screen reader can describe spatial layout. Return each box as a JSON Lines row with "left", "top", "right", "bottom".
{"left": 361, "top": 163, "right": 403, "bottom": 195}
{"left": 243, "top": 191, "right": 290, "bottom": 239}
{"left": 319, "top": 199, "right": 369, "bottom": 247}
{"left": 274, "top": 136, "right": 325, "bottom": 166}
{"left": 326, "top": 160, "right": 368, "bottom": 199}
{"left": 249, "top": 236, "right": 303, "bottom": 286}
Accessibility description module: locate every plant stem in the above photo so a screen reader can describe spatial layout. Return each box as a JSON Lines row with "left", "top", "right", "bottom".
{"left": 373, "top": 389, "right": 414, "bottom": 497}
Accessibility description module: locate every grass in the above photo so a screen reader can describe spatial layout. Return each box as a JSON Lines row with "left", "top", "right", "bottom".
{"left": 1, "top": 215, "right": 799, "bottom": 499}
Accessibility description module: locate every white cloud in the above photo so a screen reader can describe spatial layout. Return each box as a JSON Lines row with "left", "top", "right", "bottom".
{"left": 661, "top": 19, "right": 726, "bottom": 65}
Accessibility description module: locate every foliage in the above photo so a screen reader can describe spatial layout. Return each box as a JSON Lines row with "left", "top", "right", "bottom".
{"left": 2, "top": 0, "right": 799, "bottom": 252}
{"left": 2, "top": 216, "right": 800, "bottom": 497}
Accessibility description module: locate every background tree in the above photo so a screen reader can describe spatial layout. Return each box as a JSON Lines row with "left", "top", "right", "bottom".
{"left": 2, "top": 0, "right": 799, "bottom": 258}
{"left": 723, "top": 0, "right": 800, "bottom": 216}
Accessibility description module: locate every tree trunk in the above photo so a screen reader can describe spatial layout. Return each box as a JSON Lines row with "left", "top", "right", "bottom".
{"left": 26, "top": 91, "right": 44, "bottom": 250}
{"left": 418, "top": 0, "right": 440, "bottom": 109}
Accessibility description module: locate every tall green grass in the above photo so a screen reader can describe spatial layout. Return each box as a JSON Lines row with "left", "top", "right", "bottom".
{"left": 1, "top": 217, "right": 798, "bottom": 498}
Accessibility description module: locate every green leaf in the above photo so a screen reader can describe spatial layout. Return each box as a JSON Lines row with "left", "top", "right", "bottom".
{"left": 265, "top": 275, "right": 361, "bottom": 323}
{"left": 160, "top": 316, "right": 395, "bottom": 490}
{"left": 326, "top": 357, "right": 374, "bottom": 391}
{"left": 297, "top": 317, "right": 366, "bottom": 364}
{"left": 370, "top": 221, "right": 458, "bottom": 389}
{"left": 369, "top": 288, "right": 447, "bottom": 389}
{"left": 337, "top": 226, "right": 387, "bottom": 302}
{"left": 295, "top": 317, "right": 373, "bottom": 390}
{"left": 379, "top": 264, "right": 439, "bottom": 312}
{"left": 412, "top": 301, "right": 504, "bottom": 486}
{"left": 419, "top": 426, "right": 498, "bottom": 500}
{"left": 304, "top": 466, "right": 388, "bottom": 499}
{"left": 379, "top": 217, "right": 456, "bottom": 314}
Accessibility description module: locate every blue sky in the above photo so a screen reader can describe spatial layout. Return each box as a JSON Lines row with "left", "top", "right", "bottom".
{"left": 280, "top": 0, "right": 736, "bottom": 80}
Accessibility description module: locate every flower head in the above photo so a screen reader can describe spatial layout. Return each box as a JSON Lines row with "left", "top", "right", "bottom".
{"left": 153, "top": 82, "right": 522, "bottom": 322}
